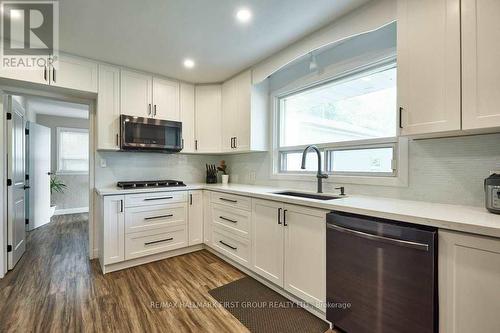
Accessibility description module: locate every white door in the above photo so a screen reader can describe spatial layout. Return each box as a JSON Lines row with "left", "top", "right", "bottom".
{"left": 194, "top": 85, "right": 222, "bottom": 153}
{"left": 31, "top": 123, "right": 51, "bottom": 229}
{"left": 221, "top": 78, "right": 236, "bottom": 152}
{"left": 462, "top": 0, "right": 500, "bottom": 130}
{"left": 153, "top": 77, "right": 180, "bottom": 120}
{"left": 439, "top": 230, "right": 500, "bottom": 333}
{"left": 180, "top": 83, "right": 195, "bottom": 152}
{"left": 0, "top": 58, "right": 49, "bottom": 85}
{"left": 102, "top": 195, "right": 125, "bottom": 265}
{"left": 397, "top": 0, "right": 461, "bottom": 135}
{"left": 97, "top": 64, "right": 120, "bottom": 150}
{"left": 120, "top": 70, "right": 153, "bottom": 118}
{"left": 283, "top": 204, "right": 326, "bottom": 306}
{"left": 188, "top": 190, "right": 203, "bottom": 245}
{"left": 51, "top": 54, "right": 98, "bottom": 92}
{"left": 233, "top": 70, "right": 251, "bottom": 151}
{"left": 251, "top": 199, "right": 284, "bottom": 286}
{"left": 7, "top": 97, "right": 26, "bottom": 269}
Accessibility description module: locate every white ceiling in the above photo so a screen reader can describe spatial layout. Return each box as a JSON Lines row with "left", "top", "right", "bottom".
{"left": 27, "top": 97, "right": 89, "bottom": 119}
{"left": 59, "top": 0, "right": 371, "bottom": 83}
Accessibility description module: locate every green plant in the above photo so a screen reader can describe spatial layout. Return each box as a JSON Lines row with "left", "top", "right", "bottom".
{"left": 50, "top": 176, "right": 67, "bottom": 195}
{"left": 217, "top": 160, "right": 228, "bottom": 175}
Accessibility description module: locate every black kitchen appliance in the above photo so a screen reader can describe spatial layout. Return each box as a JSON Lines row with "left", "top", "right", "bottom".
{"left": 120, "top": 115, "right": 182, "bottom": 152}
{"left": 485, "top": 173, "right": 500, "bottom": 214}
{"left": 116, "top": 180, "right": 186, "bottom": 189}
{"left": 326, "top": 211, "right": 438, "bottom": 333}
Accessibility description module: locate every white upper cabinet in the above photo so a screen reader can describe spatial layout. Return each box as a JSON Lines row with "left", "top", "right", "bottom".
{"left": 97, "top": 64, "right": 121, "bottom": 150}
{"left": 120, "top": 69, "right": 153, "bottom": 118}
{"left": 221, "top": 70, "right": 268, "bottom": 152}
{"left": 462, "top": 0, "right": 500, "bottom": 130}
{"left": 397, "top": 0, "right": 461, "bottom": 136}
{"left": 51, "top": 54, "right": 98, "bottom": 93}
{"left": 180, "top": 83, "right": 196, "bottom": 153}
{"left": 195, "top": 84, "right": 222, "bottom": 153}
{"left": 0, "top": 58, "right": 50, "bottom": 85}
{"left": 152, "top": 77, "right": 180, "bottom": 121}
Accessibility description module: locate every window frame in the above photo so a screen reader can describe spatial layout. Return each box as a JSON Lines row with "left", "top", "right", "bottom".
{"left": 56, "top": 127, "right": 89, "bottom": 175}
{"left": 270, "top": 53, "right": 408, "bottom": 187}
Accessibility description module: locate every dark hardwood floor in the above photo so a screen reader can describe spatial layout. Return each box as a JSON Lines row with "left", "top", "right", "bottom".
{"left": 0, "top": 214, "right": 249, "bottom": 332}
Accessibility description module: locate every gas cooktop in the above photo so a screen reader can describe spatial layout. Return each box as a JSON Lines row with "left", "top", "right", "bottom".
{"left": 116, "top": 180, "right": 186, "bottom": 189}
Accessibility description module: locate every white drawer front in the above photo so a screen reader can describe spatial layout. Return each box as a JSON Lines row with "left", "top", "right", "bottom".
{"left": 125, "top": 203, "right": 187, "bottom": 234}
{"left": 125, "top": 191, "right": 187, "bottom": 208}
{"left": 210, "top": 192, "right": 251, "bottom": 211}
{"left": 125, "top": 225, "right": 187, "bottom": 260}
{"left": 212, "top": 227, "right": 250, "bottom": 268}
{"left": 212, "top": 204, "right": 250, "bottom": 238}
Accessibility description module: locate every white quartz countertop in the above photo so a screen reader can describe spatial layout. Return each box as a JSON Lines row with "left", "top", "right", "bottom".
{"left": 96, "top": 183, "right": 500, "bottom": 238}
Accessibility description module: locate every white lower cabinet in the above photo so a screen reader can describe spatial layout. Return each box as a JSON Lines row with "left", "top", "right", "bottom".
{"left": 283, "top": 204, "right": 326, "bottom": 306}
{"left": 125, "top": 225, "right": 187, "bottom": 260}
{"left": 250, "top": 198, "right": 327, "bottom": 308}
{"left": 100, "top": 195, "right": 125, "bottom": 265}
{"left": 212, "top": 226, "right": 251, "bottom": 268}
{"left": 251, "top": 199, "right": 284, "bottom": 286}
{"left": 188, "top": 190, "right": 203, "bottom": 245}
{"left": 439, "top": 230, "right": 500, "bottom": 333}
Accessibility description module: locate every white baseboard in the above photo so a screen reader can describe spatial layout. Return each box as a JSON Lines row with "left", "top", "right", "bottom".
{"left": 54, "top": 207, "right": 89, "bottom": 216}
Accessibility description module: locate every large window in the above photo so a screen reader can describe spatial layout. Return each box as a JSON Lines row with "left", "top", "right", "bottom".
{"left": 276, "top": 61, "right": 399, "bottom": 177}
{"left": 57, "top": 127, "right": 89, "bottom": 174}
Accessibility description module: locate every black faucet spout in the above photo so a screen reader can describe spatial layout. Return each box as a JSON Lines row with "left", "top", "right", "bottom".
{"left": 301, "top": 145, "right": 328, "bottom": 193}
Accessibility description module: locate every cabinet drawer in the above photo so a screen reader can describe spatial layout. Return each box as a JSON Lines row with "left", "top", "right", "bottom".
{"left": 125, "top": 203, "right": 187, "bottom": 234}
{"left": 125, "top": 225, "right": 187, "bottom": 260}
{"left": 212, "top": 204, "right": 250, "bottom": 238}
{"left": 125, "top": 191, "right": 187, "bottom": 208}
{"left": 210, "top": 192, "right": 250, "bottom": 211}
{"left": 212, "top": 227, "right": 250, "bottom": 268}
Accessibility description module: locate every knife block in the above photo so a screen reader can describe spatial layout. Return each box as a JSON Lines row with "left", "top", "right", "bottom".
{"left": 206, "top": 175, "right": 217, "bottom": 184}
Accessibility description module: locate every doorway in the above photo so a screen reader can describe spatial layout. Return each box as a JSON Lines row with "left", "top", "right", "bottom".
{"left": 3, "top": 93, "right": 93, "bottom": 273}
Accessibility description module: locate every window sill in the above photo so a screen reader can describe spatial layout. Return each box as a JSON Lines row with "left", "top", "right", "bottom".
{"left": 269, "top": 172, "right": 408, "bottom": 187}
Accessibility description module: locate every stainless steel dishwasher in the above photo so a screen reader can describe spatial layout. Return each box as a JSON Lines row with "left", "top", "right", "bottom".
{"left": 326, "top": 211, "right": 438, "bottom": 333}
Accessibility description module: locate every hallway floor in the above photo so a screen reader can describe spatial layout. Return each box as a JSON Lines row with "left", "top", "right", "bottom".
{"left": 0, "top": 213, "right": 250, "bottom": 332}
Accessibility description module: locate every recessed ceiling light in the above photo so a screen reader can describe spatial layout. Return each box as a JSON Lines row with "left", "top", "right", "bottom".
{"left": 236, "top": 8, "right": 252, "bottom": 23}
{"left": 183, "top": 59, "right": 195, "bottom": 69}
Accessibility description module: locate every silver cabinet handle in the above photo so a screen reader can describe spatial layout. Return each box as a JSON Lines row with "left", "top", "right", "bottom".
{"left": 145, "top": 238, "right": 173, "bottom": 246}
{"left": 219, "top": 197, "right": 237, "bottom": 203}
{"left": 144, "top": 214, "right": 173, "bottom": 220}
{"left": 219, "top": 216, "right": 237, "bottom": 224}
{"left": 326, "top": 223, "right": 429, "bottom": 251}
{"left": 219, "top": 240, "right": 237, "bottom": 250}
{"left": 144, "top": 196, "right": 173, "bottom": 201}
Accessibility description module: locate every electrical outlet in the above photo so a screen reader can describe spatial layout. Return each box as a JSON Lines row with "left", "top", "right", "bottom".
{"left": 100, "top": 159, "right": 107, "bottom": 168}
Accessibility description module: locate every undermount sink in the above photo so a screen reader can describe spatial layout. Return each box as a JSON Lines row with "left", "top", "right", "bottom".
{"left": 273, "top": 191, "right": 343, "bottom": 201}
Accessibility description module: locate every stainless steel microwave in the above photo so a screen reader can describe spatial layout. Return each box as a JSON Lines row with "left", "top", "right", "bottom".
{"left": 120, "top": 115, "right": 182, "bottom": 152}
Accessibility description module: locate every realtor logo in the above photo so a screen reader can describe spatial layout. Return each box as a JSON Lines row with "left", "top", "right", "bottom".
{"left": 1, "top": 1, "right": 58, "bottom": 69}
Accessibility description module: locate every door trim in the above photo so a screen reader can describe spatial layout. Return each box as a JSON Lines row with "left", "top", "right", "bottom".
{"left": 0, "top": 84, "right": 97, "bottom": 278}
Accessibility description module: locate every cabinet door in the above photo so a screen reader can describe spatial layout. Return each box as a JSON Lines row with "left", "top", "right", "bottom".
{"left": 439, "top": 230, "right": 500, "bottom": 333}
{"left": 102, "top": 195, "right": 125, "bottom": 265}
{"left": 221, "top": 79, "right": 236, "bottom": 152}
{"left": 153, "top": 77, "right": 180, "bottom": 120}
{"left": 283, "top": 204, "right": 326, "bottom": 306}
{"left": 233, "top": 70, "right": 251, "bottom": 151}
{"left": 251, "top": 199, "right": 284, "bottom": 286}
{"left": 180, "top": 83, "right": 196, "bottom": 152}
{"left": 203, "top": 191, "right": 212, "bottom": 244}
{"left": 0, "top": 60, "right": 48, "bottom": 85}
{"left": 397, "top": 0, "right": 461, "bottom": 135}
{"left": 188, "top": 190, "right": 203, "bottom": 245}
{"left": 120, "top": 69, "right": 153, "bottom": 118}
{"left": 51, "top": 54, "right": 98, "bottom": 92}
{"left": 97, "top": 64, "right": 120, "bottom": 150}
{"left": 462, "top": 0, "right": 500, "bottom": 130}
{"left": 195, "top": 85, "right": 222, "bottom": 153}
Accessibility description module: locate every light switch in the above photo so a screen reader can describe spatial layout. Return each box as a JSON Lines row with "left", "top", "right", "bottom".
{"left": 100, "top": 159, "right": 107, "bottom": 168}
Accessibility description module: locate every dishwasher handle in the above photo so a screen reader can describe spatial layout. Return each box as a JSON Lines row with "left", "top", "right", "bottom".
{"left": 327, "top": 223, "right": 429, "bottom": 252}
